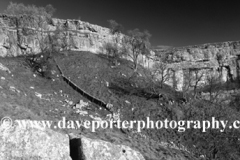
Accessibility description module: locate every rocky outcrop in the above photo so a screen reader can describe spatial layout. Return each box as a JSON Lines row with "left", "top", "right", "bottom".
{"left": 0, "top": 120, "right": 71, "bottom": 160}
{"left": 0, "top": 14, "right": 120, "bottom": 56}
{"left": 0, "top": 120, "right": 147, "bottom": 160}
{"left": 0, "top": 14, "right": 239, "bottom": 91}
{"left": 154, "top": 41, "right": 240, "bottom": 90}
{"left": 70, "top": 134, "right": 145, "bottom": 160}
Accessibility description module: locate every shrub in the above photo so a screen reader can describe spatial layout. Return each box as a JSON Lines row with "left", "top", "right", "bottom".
{"left": 107, "top": 19, "right": 124, "bottom": 35}
{"left": 179, "top": 99, "right": 240, "bottom": 159}
{"left": 24, "top": 52, "right": 53, "bottom": 79}
{"left": 123, "top": 28, "right": 151, "bottom": 72}
{"left": 4, "top": 2, "right": 56, "bottom": 18}
{"left": 102, "top": 42, "right": 127, "bottom": 66}
{"left": 112, "top": 72, "right": 240, "bottom": 159}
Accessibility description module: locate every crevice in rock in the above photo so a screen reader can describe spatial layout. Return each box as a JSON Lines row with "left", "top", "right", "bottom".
{"left": 70, "top": 138, "right": 85, "bottom": 160}
{"left": 225, "top": 66, "right": 234, "bottom": 82}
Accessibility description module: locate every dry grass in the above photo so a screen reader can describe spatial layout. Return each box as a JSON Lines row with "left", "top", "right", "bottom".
{"left": 0, "top": 51, "right": 195, "bottom": 160}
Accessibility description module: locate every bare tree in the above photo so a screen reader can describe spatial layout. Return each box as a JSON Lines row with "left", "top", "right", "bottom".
{"left": 102, "top": 42, "right": 127, "bottom": 66}
{"left": 123, "top": 29, "right": 151, "bottom": 72}
{"left": 152, "top": 62, "right": 170, "bottom": 88}
{"left": 107, "top": 19, "right": 124, "bottom": 35}
{"left": 103, "top": 42, "right": 120, "bottom": 66}
{"left": 205, "top": 72, "right": 222, "bottom": 102}
{"left": 3, "top": 2, "right": 59, "bottom": 79}
{"left": 187, "top": 69, "right": 205, "bottom": 97}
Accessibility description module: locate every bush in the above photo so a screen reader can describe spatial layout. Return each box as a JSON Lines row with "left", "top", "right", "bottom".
{"left": 24, "top": 52, "right": 53, "bottom": 79}
{"left": 180, "top": 99, "right": 240, "bottom": 159}
{"left": 107, "top": 19, "right": 124, "bottom": 35}
{"left": 102, "top": 42, "right": 126, "bottom": 66}
{"left": 113, "top": 73, "right": 240, "bottom": 159}
{"left": 123, "top": 28, "right": 151, "bottom": 72}
{"left": 4, "top": 2, "right": 56, "bottom": 18}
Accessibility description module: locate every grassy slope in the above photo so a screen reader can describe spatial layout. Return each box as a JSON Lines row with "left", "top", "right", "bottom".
{"left": 0, "top": 51, "right": 195, "bottom": 160}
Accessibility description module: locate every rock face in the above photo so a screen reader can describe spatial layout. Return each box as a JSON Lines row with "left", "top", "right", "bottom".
{"left": 154, "top": 41, "right": 240, "bottom": 90}
{"left": 0, "top": 120, "right": 147, "bottom": 160}
{"left": 0, "top": 14, "right": 119, "bottom": 56}
{"left": 0, "top": 14, "right": 239, "bottom": 90}
{"left": 0, "top": 120, "right": 71, "bottom": 160}
{"left": 70, "top": 134, "right": 145, "bottom": 160}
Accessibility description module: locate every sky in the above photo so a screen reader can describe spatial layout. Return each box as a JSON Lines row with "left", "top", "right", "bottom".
{"left": 0, "top": 0, "right": 240, "bottom": 47}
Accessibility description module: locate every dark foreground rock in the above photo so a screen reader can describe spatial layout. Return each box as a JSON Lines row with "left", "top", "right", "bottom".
{"left": 69, "top": 133, "right": 145, "bottom": 160}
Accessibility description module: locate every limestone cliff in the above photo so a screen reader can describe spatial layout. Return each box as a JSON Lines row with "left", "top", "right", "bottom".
{"left": 154, "top": 41, "right": 240, "bottom": 90}
{"left": 0, "top": 14, "right": 120, "bottom": 56}
{"left": 0, "top": 14, "right": 239, "bottom": 91}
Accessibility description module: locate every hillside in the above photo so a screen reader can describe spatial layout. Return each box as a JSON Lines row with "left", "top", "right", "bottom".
{"left": 1, "top": 2, "right": 240, "bottom": 159}
{"left": 0, "top": 51, "right": 195, "bottom": 160}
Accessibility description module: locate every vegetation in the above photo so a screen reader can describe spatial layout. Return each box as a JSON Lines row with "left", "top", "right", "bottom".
{"left": 2, "top": 2, "right": 240, "bottom": 160}
{"left": 107, "top": 19, "right": 152, "bottom": 73}
{"left": 107, "top": 19, "right": 124, "bottom": 35}
{"left": 152, "top": 61, "right": 170, "bottom": 88}
{"left": 103, "top": 20, "right": 126, "bottom": 66}
{"left": 117, "top": 75, "right": 240, "bottom": 160}
{"left": 102, "top": 42, "right": 126, "bottom": 66}
{"left": 179, "top": 99, "right": 240, "bottom": 160}
{"left": 123, "top": 28, "right": 151, "bottom": 72}
{"left": 4, "top": 2, "right": 55, "bottom": 18}
{"left": 3, "top": 2, "right": 69, "bottom": 79}
{"left": 24, "top": 53, "right": 53, "bottom": 79}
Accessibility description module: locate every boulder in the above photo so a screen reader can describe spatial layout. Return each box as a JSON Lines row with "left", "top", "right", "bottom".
{"left": 70, "top": 134, "right": 145, "bottom": 160}
{"left": 0, "top": 120, "right": 71, "bottom": 160}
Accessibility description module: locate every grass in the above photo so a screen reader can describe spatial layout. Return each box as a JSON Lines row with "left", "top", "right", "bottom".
{"left": 0, "top": 51, "right": 196, "bottom": 160}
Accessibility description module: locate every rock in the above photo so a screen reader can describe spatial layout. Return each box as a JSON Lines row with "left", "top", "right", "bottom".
{"left": 154, "top": 41, "right": 240, "bottom": 90}
{"left": 0, "top": 120, "right": 71, "bottom": 160}
{"left": 69, "top": 134, "right": 145, "bottom": 160}
{"left": 0, "top": 62, "right": 10, "bottom": 73}
{"left": 0, "top": 14, "right": 240, "bottom": 91}
{"left": 0, "top": 15, "right": 118, "bottom": 56}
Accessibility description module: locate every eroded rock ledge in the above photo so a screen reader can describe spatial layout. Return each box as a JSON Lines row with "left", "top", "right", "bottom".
{"left": 0, "top": 14, "right": 120, "bottom": 56}
{"left": 154, "top": 41, "right": 240, "bottom": 90}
